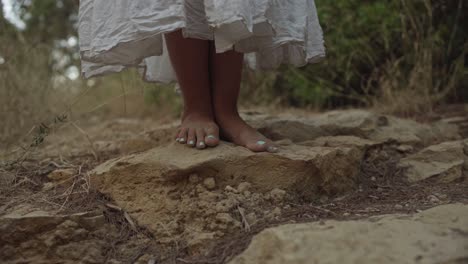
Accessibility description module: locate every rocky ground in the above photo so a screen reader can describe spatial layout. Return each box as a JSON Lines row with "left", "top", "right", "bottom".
{"left": 1, "top": 107, "right": 468, "bottom": 264}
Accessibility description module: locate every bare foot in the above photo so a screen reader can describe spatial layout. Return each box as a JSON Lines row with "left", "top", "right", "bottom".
{"left": 175, "top": 112, "right": 220, "bottom": 149}
{"left": 215, "top": 112, "right": 278, "bottom": 153}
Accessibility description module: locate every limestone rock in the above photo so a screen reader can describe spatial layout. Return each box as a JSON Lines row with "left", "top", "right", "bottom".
{"left": 399, "top": 140, "right": 467, "bottom": 183}
{"left": 255, "top": 110, "right": 460, "bottom": 146}
{"left": 229, "top": 204, "right": 468, "bottom": 264}
{"left": 90, "top": 142, "right": 362, "bottom": 248}
{"left": 92, "top": 143, "right": 362, "bottom": 196}
{"left": 0, "top": 211, "right": 109, "bottom": 264}
{"left": 300, "top": 135, "right": 379, "bottom": 151}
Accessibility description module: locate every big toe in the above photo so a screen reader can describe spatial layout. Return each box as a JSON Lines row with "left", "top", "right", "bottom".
{"left": 204, "top": 127, "right": 220, "bottom": 147}
{"left": 205, "top": 134, "right": 219, "bottom": 147}
{"left": 246, "top": 140, "right": 278, "bottom": 153}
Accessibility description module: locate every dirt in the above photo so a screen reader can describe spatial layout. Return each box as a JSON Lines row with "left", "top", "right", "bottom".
{"left": 1, "top": 107, "right": 467, "bottom": 264}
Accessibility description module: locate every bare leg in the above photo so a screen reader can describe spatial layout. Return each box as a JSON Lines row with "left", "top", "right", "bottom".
{"left": 210, "top": 44, "right": 277, "bottom": 152}
{"left": 165, "top": 30, "right": 219, "bottom": 149}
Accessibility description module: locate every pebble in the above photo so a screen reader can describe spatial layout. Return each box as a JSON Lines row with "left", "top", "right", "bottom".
{"left": 203, "top": 177, "right": 216, "bottom": 190}
{"left": 394, "top": 204, "right": 404, "bottom": 210}
{"left": 237, "top": 182, "right": 252, "bottom": 193}
{"left": 396, "top": 145, "right": 414, "bottom": 153}
{"left": 428, "top": 195, "right": 440, "bottom": 203}
{"left": 188, "top": 173, "right": 200, "bottom": 183}
{"left": 225, "top": 185, "right": 238, "bottom": 193}
{"left": 270, "top": 188, "right": 287, "bottom": 202}
{"left": 246, "top": 212, "right": 257, "bottom": 225}
{"left": 271, "top": 207, "right": 282, "bottom": 217}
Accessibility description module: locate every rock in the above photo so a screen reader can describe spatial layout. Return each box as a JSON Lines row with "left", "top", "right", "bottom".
{"left": 396, "top": 144, "right": 414, "bottom": 153}
{"left": 0, "top": 211, "right": 110, "bottom": 264}
{"left": 300, "top": 136, "right": 380, "bottom": 151}
{"left": 398, "top": 141, "right": 466, "bottom": 183}
{"left": 188, "top": 173, "right": 200, "bottom": 183}
{"left": 229, "top": 204, "right": 468, "bottom": 264}
{"left": 270, "top": 188, "right": 287, "bottom": 202}
{"left": 203, "top": 177, "right": 217, "bottom": 190}
{"left": 255, "top": 110, "right": 460, "bottom": 146}
{"left": 237, "top": 182, "right": 252, "bottom": 193}
{"left": 225, "top": 185, "right": 239, "bottom": 193}
{"left": 90, "top": 142, "right": 362, "bottom": 249}
{"left": 47, "top": 168, "right": 75, "bottom": 182}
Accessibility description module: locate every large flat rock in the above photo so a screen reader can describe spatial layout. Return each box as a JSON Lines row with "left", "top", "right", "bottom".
{"left": 92, "top": 142, "right": 362, "bottom": 195}
{"left": 399, "top": 140, "right": 468, "bottom": 182}
{"left": 229, "top": 204, "right": 468, "bottom": 264}
{"left": 90, "top": 142, "right": 363, "bottom": 248}
{"left": 0, "top": 211, "right": 109, "bottom": 264}
{"left": 251, "top": 110, "right": 460, "bottom": 146}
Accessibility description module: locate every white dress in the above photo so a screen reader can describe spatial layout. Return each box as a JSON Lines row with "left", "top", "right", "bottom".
{"left": 79, "top": 0, "right": 325, "bottom": 83}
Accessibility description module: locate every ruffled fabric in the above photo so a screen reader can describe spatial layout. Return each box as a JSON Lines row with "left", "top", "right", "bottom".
{"left": 79, "top": 0, "right": 325, "bottom": 83}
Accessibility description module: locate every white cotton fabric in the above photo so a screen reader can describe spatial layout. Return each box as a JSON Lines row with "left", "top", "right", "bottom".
{"left": 79, "top": 0, "right": 325, "bottom": 83}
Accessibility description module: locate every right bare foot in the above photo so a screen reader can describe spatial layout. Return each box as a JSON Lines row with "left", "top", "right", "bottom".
{"left": 175, "top": 112, "right": 220, "bottom": 149}
{"left": 215, "top": 112, "right": 278, "bottom": 153}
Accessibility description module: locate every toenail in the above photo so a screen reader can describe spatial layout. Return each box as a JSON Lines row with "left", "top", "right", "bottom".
{"left": 267, "top": 146, "right": 279, "bottom": 153}
{"left": 256, "top": 140, "right": 266, "bottom": 145}
{"left": 188, "top": 140, "right": 195, "bottom": 145}
{"left": 206, "top": 135, "right": 216, "bottom": 140}
{"left": 176, "top": 138, "right": 180, "bottom": 142}
{"left": 180, "top": 138, "right": 186, "bottom": 143}
{"left": 199, "top": 142, "right": 205, "bottom": 147}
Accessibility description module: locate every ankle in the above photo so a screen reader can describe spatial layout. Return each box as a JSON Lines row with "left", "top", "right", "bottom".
{"left": 214, "top": 106, "right": 240, "bottom": 120}
{"left": 182, "top": 108, "right": 214, "bottom": 121}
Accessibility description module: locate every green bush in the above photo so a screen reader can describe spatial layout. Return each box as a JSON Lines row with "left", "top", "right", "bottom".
{"left": 267, "top": 0, "right": 466, "bottom": 111}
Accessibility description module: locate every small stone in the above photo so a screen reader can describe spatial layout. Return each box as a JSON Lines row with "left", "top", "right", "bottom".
{"left": 271, "top": 207, "right": 282, "bottom": 217}
{"left": 203, "top": 177, "right": 216, "bottom": 190}
{"left": 396, "top": 145, "right": 414, "bottom": 153}
{"left": 195, "top": 184, "right": 206, "bottom": 194}
{"left": 370, "top": 176, "right": 376, "bottom": 181}
{"left": 189, "top": 174, "right": 200, "bottom": 183}
{"left": 42, "top": 182, "right": 56, "bottom": 191}
{"left": 320, "top": 196, "right": 329, "bottom": 203}
{"left": 216, "top": 213, "right": 235, "bottom": 224}
{"left": 394, "top": 204, "right": 404, "bottom": 210}
{"left": 428, "top": 195, "right": 440, "bottom": 203}
{"left": 47, "top": 169, "right": 75, "bottom": 182}
{"left": 225, "top": 185, "right": 238, "bottom": 193}
{"left": 270, "top": 188, "right": 287, "bottom": 202}
{"left": 343, "top": 212, "right": 350, "bottom": 216}
{"left": 246, "top": 212, "right": 257, "bottom": 225}
{"left": 237, "top": 182, "right": 252, "bottom": 193}
{"left": 243, "top": 191, "right": 251, "bottom": 198}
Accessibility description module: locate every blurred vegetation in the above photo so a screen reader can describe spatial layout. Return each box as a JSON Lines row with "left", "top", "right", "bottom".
{"left": 243, "top": 0, "right": 467, "bottom": 113}
{"left": 0, "top": 0, "right": 467, "bottom": 147}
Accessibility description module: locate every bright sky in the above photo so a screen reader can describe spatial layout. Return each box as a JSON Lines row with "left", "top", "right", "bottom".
{"left": 2, "top": 0, "right": 26, "bottom": 29}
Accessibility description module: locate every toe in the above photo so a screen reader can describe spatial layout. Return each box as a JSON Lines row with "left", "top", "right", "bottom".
{"left": 175, "top": 128, "right": 181, "bottom": 142}
{"left": 205, "top": 126, "right": 219, "bottom": 147}
{"left": 196, "top": 128, "right": 206, "bottom": 149}
{"left": 246, "top": 139, "right": 277, "bottom": 153}
{"left": 178, "top": 128, "right": 188, "bottom": 144}
{"left": 187, "top": 129, "right": 196, "bottom": 147}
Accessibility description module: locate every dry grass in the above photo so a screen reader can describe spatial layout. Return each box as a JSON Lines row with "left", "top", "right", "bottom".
{"left": 367, "top": 0, "right": 466, "bottom": 117}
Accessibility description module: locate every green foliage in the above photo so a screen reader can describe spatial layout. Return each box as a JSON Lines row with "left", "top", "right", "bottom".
{"left": 272, "top": 0, "right": 466, "bottom": 109}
